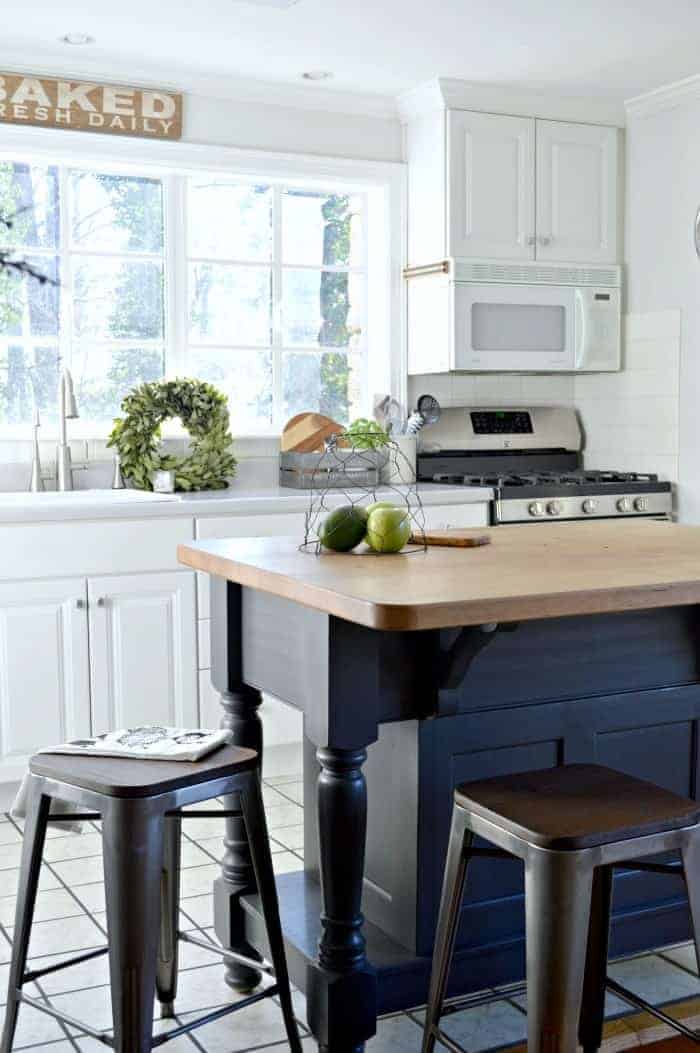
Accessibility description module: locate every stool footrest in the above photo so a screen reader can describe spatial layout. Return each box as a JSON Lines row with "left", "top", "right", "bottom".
{"left": 17, "top": 980, "right": 281, "bottom": 1048}
{"left": 606, "top": 977, "right": 700, "bottom": 1043}
{"left": 17, "top": 991, "right": 112, "bottom": 1045}
{"left": 178, "top": 930, "right": 275, "bottom": 976}
{"left": 151, "top": 985, "right": 279, "bottom": 1046}
{"left": 23, "top": 945, "right": 109, "bottom": 983}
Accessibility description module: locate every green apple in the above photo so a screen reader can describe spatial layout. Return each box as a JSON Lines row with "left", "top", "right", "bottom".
{"left": 366, "top": 507, "right": 411, "bottom": 553}
{"left": 364, "top": 500, "right": 395, "bottom": 518}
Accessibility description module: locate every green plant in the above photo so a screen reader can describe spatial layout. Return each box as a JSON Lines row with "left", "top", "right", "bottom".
{"left": 107, "top": 377, "right": 237, "bottom": 491}
{"left": 344, "top": 417, "right": 389, "bottom": 450}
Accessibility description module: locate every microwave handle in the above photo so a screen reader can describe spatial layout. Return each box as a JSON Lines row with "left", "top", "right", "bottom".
{"left": 574, "top": 289, "right": 587, "bottom": 369}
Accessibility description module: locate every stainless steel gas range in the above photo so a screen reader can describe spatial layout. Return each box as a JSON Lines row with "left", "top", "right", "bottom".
{"left": 417, "top": 406, "right": 673, "bottom": 525}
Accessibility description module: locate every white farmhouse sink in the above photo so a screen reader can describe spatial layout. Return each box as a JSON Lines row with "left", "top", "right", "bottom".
{"left": 0, "top": 489, "right": 180, "bottom": 508}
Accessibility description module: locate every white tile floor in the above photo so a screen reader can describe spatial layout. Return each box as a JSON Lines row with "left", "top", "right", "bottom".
{"left": 1, "top": 754, "right": 700, "bottom": 1051}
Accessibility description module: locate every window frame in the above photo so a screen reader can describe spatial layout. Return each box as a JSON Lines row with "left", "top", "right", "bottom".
{"left": 0, "top": 125, "right": 406, "bottom": 438}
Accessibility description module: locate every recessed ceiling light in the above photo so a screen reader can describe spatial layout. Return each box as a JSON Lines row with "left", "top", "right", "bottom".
{"left": 60, "top": 32, "right": 95, "bottom": 46}
{"left": 302, "top": 70, "right": 333, "bottom": 81}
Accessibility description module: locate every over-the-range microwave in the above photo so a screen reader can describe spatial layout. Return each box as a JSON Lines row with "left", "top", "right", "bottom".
{"left": 406, "top": 259, "right": 622, "bottom": 374}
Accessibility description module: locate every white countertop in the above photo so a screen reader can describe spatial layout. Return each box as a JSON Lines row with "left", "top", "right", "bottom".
{"left": 0, "top": 483, "right": 493, "bottom": 525}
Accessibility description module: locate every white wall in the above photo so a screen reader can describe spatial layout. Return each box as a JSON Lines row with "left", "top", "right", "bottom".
{"left": 183, "top": 91, "right": 402, "bottom": 162}
{"left": 625, "top": 96, "right": 700, "bottom": 520}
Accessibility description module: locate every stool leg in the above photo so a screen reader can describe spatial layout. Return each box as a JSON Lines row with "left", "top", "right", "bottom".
{"left": 680, "top": 829, "right": 700, "bottom": 975}
{"left": 239, "top": 773, "right": 303, "bottom": 1053}
{"left": 1, "top": 778, "right": 50, "bottom": 1053}
{"left": 102, "top": 800, "right": 165, "bottom": 1053}
{"left": 422, "top": 807, "right": 473, "bottom": 1053}
{"left": 525, "top": 849, "right": 593, "bottom": 1053}
{"left": 578, "top": 865, "right": 613, "bottom": 1053}
{"left": 156, "top": 815, "right": 181, "bottom": 1019}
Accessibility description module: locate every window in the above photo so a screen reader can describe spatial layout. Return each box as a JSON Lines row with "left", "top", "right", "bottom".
{"left": 0, "top": 154, "right": 378, "bottom": 435}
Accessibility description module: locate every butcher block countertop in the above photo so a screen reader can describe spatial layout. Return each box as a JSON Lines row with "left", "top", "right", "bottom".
{"left": 178, "top": 520, "right": 700, "bottom": 632}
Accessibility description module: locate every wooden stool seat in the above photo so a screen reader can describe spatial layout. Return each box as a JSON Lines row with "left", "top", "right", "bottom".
{"left": 29, "top": 744, "right": 258, "bottom": 798}
{"left": 455, "top": 763, "right": 700, "bottom": 850}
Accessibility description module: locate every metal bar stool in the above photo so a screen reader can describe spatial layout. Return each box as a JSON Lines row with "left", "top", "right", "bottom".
{"left": 421, "top": 764, "right": 700, "bottom": 1053}
{"left": 1, "top": 745, "right": 303, "bottom": 1053}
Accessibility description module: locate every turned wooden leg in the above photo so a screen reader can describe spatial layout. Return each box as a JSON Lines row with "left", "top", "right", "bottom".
{"left": 214, "top": 683, "right": 265, "bottom": 993}
{"left": 307, "top": 746, "right": 377, "bottom": 1053}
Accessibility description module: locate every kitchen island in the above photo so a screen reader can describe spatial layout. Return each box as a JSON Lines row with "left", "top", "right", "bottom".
{"left": 179, "top": 520, "right": 700, "bottom": 1052}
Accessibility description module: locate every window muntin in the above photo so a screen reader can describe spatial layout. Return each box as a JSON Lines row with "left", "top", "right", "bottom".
{"left": 0, "top": 158, "right": 371, "bottom": 436}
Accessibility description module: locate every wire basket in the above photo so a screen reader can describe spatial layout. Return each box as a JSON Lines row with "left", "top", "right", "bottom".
{"left": 301, "top": 431, "right": 427, "bottom": 555}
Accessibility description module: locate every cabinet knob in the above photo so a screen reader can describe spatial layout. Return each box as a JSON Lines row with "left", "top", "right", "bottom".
{"left": 526, "top": 234, "right": 536, "bottom": 246}
{"left": 76, "top": 598, "right": 86, "bottom": 610}
{"left": 539, "top": 235, "right": 552, "bottom": 246}
{"left": 96, "top": 597, "right": 106, "bottom": 607}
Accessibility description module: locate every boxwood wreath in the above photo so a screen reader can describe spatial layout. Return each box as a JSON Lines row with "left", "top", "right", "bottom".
{"left": 107, "top": 379, "right": 237, "bottom": 492}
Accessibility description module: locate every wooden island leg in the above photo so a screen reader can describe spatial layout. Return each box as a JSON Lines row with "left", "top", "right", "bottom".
{"left": 210, "top": 578, "right": 265, "bottom": 992}
{"left": 307, "top": 746, "right": 378, "bottom": 1053}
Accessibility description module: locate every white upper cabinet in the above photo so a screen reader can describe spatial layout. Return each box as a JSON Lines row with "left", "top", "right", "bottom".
{"left": 89, "top": 571, "right": 198, "bottom": 734}
{"left": 535, "top": 120, "right": 619, "bottom": 263}
{"left": 405, "top": 106, "right": 620, "bottom": 266}
{"left": 0, "top": 579, "right": 90, "bottom": 779}
{"left": 448, "top": 111, "right": 535, "bottom": 261}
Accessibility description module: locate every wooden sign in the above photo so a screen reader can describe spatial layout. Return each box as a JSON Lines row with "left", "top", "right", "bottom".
{"left": 0, "top": 72, "right": 182, "bottom": 140}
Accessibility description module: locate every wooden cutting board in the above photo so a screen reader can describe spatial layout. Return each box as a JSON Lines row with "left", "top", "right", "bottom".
{"left": 281, "top": 412, "right": 344, "bottom": 453}
{"left": 410, "top": 529, "right": 492, "bottom": 548}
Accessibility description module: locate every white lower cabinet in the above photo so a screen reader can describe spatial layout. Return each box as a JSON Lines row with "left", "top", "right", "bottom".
{"left": 89, "top": 572, "right": 198, "bottom": 733}
{"left": 0, "top": 578, "right": 91, "bottom": 782}
{"left": 0, "top": 570, "right": 198, "bottom": 788}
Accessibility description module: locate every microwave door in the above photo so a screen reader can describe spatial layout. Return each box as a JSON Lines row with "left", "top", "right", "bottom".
{"left": 454, "top": 283, "right": 576, "bottom": 372}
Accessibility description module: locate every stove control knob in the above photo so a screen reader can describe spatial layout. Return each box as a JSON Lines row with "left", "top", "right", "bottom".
{"left": 528, "top": 501, "right": 545, "bottom": 518}
{"left": 582, "top": 498, "right": 597, "bottom": 515}
{"left": 547, "top": 501, "right": 562, "bottom": 517}
{"left": 634, "top": 497, "right": 649, "bottom": 512}
{"left": 617, "top": 497, "right": 633, "bottom": 513}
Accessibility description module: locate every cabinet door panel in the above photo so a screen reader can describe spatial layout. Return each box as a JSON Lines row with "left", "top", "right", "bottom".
{"left": 89, "top": 571, "right": 197, "bottom": 732}
{"left": 536, "top": 120, "right": 618, "bottom": 263}
{"left": 448, "top": 111, "right": 535, "bottom": 260}
{"left": 0, "top": 579, "right": 90, "bottom": 779}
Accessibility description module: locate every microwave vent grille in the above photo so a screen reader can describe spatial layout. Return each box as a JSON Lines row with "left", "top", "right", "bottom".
{"left": 453, "top": 261, "right": 620, "bottom": 287}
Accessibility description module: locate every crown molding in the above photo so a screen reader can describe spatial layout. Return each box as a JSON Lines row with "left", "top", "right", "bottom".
{"left": 625, "top": 73, "right": 700, "bottom": 119}
{"left": 397, "top": 76, "right": 625, "bottom": 126}
{"left": 0, "top": 57, "right": 399, "bottom": 121}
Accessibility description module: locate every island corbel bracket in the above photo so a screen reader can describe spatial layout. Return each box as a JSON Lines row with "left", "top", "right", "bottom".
{"left": 439, "top": 623, "right": 520, "bottom": 695}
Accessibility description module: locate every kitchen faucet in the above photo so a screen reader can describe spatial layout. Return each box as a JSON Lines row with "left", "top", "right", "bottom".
{"left": 56, "top": 368, "right": 79, "bottom": 491}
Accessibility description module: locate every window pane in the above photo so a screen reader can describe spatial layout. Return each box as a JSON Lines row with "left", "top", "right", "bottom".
{"left": 282, "top": 190, "right": 363, "bottom": 267}
{"left": 70, "top": 171, "right": 164, "bottom": 253}
{"left": 187, "top": 348, "right": 273, "bottom": 429}
{"left": 0, "top": 257, "right": 59, "bottom": 338}
{"left": 0, "top": 162, "right": 60, "bottom": 250}
{"left": 72, "top": 345, "right": 165, "bottom": 423}
{"left": 189, "top": 264, "right": 271, "bottom": 346}
{"left": 282, "top": 269, "right": 364, "bottom": 348}
{"left": 73, "top": 260, "right": 164, "bottom": 340}
{"left": 282, "top": 351, "right": 361, "bottom": 425}
{"left": 0, "top": 344, "right": 59, "bottom": 426}
{"left": 188, "top": 179, "right": 272, "bottom": 261}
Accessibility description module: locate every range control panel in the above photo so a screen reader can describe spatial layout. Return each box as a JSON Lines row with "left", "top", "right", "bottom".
{"left": 470, "top": 411, "right": 533, "bottom": 435}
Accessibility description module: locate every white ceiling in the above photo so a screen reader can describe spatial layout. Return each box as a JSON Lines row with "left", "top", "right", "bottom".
{"left": 3, "top": 0, "right": 700, "bottom": 112}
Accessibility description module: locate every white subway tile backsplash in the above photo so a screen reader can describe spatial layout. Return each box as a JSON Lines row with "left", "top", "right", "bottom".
{"left": 576, "top": 310, "right": 680, "bottom": 482}
{"left": 520, "top": 375, "right": 575, "bottom": 405}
